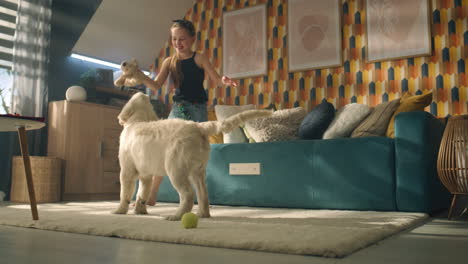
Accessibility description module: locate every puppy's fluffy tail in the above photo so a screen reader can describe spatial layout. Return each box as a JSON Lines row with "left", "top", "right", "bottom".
{"left": 198, "top": 109, "right": 272, "bottom": 136}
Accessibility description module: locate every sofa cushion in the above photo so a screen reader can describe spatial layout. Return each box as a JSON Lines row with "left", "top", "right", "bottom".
{"left": 298, "top": 100, "right": 335, "bottom": 139}
{"left": 214, "top": 104, "right": 255, "bottom": 143}
{"left": 243, "top": 107, "right": 307, "bottom": 142}
{"left": 351, "top": 98, "right": 400, "bottom": 137}
{"left": 203, "top": 138, "right": 397, "bottom": 210}
{"left": 323, "top": 103, "right": 372, "bottom": 139}
{"left": 386, "top": 92, "right": 433, "bottom": 138}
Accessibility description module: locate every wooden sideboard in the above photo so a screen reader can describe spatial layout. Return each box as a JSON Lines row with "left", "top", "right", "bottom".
{"left": 47, "top": 100, "right": 122, "bottom": 201}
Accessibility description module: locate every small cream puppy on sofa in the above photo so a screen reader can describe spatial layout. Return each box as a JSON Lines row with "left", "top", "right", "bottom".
{"left": 113, "top": 92, "right": 271, "bottom": 220}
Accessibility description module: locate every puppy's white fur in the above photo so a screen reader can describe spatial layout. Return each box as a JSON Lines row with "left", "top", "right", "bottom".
{"left": 113, "top": 92, "right": 272, "bottom": 220}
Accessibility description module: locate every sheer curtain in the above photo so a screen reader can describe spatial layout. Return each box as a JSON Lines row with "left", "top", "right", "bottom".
{"left": 11, "top": 0, "right": 52, "bottom": 118}
{"left": 9, "top": 0, "right": 52, "bottom": 156}
{"left": 0, "top": 0, "right": 52, "bottom": 199}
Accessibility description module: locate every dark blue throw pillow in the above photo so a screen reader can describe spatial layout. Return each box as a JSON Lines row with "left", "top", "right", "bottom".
{"left": 298, "top": 100, "right": 335, "bottom": 139}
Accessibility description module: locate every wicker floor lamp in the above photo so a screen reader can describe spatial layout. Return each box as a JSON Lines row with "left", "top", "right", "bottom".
{"left": 437, "top": 115, "right": 468, "bottom": 219}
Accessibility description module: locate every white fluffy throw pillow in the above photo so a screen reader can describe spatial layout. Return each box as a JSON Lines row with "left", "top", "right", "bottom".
{"left": 244, "top": 107, "right": 307, "bottom": 142}
{"left": 322, "top": 103, "right": 372, "bottom": 139}
{"left": 214, "top": 104, "right": 255, "bottom": 143}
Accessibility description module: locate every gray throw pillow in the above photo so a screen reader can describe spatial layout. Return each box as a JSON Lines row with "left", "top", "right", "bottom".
{"left": 351, "top": 99, "right": 400, "bottom": 137}
{"left": 323, "top": 103, "right": 372, "bottom": 139}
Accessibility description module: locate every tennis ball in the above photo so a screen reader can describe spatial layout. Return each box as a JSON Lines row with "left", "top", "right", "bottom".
{"left": 181, "top": 212, "right": 198, "bottom": 229}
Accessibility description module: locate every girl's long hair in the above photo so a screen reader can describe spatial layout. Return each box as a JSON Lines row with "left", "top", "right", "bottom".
{"left": 169, "top": 19, "right": 196, "bottom": 89}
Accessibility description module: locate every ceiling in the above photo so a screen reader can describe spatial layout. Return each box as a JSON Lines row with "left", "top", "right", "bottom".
{"left": 72, "top": 0, "right": 195, "bottom": 70}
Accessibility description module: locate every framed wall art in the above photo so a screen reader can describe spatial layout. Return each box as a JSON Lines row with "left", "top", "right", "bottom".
{"left": 288, "top": 0, "right": 342, "bottom": 72}
{"left": 366, "top": 0, "right": 432, "bottom": 63}
{"left": 222, "top": 4, "right": 267, "bottom": 79}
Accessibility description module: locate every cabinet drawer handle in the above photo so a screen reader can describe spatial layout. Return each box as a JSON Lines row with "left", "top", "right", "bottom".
{"left": 98, "top": 141, "right": 103, "bottom": 158}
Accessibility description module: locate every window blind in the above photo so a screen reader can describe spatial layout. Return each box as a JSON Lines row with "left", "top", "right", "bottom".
{"left": 0, "top": 0, "right": 18, "bottom": 70}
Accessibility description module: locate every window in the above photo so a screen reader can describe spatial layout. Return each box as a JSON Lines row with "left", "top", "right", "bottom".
{"left": 0, "top": 0, "right": 18, "bottom": 114}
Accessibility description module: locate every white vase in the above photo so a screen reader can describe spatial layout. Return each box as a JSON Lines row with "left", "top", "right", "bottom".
{"left": 66, "top": 86, "right": 87, "bottom": 101}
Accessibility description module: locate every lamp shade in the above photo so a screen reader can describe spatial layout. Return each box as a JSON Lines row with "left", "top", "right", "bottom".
{"left": 66, "top": 86, "right": 87, "bottom": 101}
{"left": 437, "top": 115, "right": 468, "bottom": 219}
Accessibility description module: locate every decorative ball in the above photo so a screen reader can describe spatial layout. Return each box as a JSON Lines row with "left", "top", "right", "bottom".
{"left": 181, "top": 212, "right": 198, "bottom": 229}
{"left": 66, "top": 86, "right": 87, "bottom": 101}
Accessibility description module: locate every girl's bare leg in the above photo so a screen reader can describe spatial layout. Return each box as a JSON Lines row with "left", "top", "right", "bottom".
{"left": 131, "top": 176, "right": 164, "bottom": 206}
{"left": 146, "top": 175, "right": 164, "bottom": 206}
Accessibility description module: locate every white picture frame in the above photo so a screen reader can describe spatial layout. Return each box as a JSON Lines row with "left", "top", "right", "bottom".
{"left": 366, "top": 0, "right": 432, "bottom": 62}
{"left": 288, "top": 0, "right": 342, "bottom": 72}
{"left": 222, "top": 4, "right": 267, "bottom": 79}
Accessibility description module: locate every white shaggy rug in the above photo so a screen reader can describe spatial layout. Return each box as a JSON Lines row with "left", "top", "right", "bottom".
{"left": 0, "top": 201, "right": 428, "bottom": 258}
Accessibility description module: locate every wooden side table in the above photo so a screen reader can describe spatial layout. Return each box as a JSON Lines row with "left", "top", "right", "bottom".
{"left": 0, "top": 115, "right": 45, "bottom": 220}
{"left": 437, "top": 114, "right": 468, "bottom": 219}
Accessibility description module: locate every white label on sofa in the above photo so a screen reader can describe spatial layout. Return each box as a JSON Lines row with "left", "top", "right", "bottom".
{"left": 229, "top": 163, "right": 261, "bottom": 175}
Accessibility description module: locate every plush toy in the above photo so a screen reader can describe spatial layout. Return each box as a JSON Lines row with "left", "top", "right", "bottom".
{"left": 114, "top": 59, "right": 146, "bottom": 87}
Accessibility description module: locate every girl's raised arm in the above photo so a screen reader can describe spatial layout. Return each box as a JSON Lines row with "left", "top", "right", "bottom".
{"left": 142, "top": 57, "right": 171, "bottom": 92}
{"left": 197, "top": 53, "right": 237, "bottom": 87}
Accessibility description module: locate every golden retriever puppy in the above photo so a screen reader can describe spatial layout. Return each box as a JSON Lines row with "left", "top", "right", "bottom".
{"left": 113, "top": 92, "right": 272, "bottom": 220}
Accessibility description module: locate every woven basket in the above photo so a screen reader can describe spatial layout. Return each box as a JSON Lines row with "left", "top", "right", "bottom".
{"left": 10, "top": 156, "right": 62, "bottom": 203}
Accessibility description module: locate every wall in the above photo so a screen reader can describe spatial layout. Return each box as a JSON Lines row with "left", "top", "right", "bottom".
{"left": 152, "top": 0, "right": 467, "bottom": 117}
{"left": 48, "top": 0, "right": 103, "bottom": 102}
{"left": 71, "top": 0, "right": 195, "bottom": 70}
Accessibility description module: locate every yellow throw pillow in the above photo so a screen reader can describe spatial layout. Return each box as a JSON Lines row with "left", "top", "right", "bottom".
{"left": 386, "top": 92, "right": 433, "bottom": 138}
{"left": 207, "top": 109, "right": 224, "bottom": 144}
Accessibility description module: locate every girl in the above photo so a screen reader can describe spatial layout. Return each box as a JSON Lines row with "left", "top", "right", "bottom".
{"left": 138, "top": 19, "right": 238, "bottom": 205}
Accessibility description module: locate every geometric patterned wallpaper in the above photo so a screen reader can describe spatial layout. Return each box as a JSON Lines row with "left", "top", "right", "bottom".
{"left": 150, "top": 0, "right": 468, "bottom": 117}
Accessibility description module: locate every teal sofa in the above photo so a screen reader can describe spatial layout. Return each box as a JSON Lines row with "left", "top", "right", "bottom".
{"left": 157, "top": 111, "right": 450, "bottom": 214}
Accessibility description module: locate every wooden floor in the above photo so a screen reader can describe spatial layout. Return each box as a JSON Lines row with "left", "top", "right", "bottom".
{"left": 0, "top": 209, "right": 467, "bottom": 264}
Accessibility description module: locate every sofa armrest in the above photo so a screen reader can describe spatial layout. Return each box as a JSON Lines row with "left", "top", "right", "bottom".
{"left": 394, "top": 111, "right": 450, "bottom": 213}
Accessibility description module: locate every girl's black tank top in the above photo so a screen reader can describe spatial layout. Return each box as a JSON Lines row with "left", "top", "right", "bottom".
{"left": 173, "top": 52, "right": 207, "bottom": 103}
